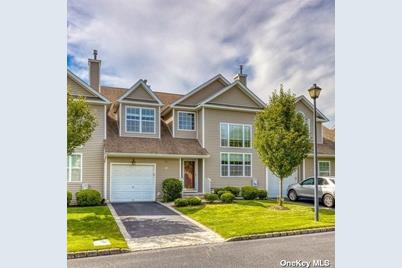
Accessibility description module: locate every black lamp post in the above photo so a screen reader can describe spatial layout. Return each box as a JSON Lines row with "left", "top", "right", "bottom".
{"left": 308, "top": 83, "right": 322, "bottom": 222}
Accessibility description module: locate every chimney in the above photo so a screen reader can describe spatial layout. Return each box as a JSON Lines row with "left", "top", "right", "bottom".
{"left": 88, "top": 49, "right": 101, "bottom": 92}
{"left": 233, "top": 64, "right": 247, "bottom": 86}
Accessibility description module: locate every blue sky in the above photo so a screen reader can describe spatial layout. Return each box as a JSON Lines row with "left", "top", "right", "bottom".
{"left": 68, "top": 0, "right": 334, "bottom": 127}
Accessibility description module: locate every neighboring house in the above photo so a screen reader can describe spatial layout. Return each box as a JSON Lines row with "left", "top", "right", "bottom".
{"left": 67, "top": 51, "right": 335, "bottom": 202}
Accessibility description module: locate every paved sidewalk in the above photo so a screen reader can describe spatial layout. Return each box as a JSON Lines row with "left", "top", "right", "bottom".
{"left": 108, "top": 202, "right": 223, "bottom": 251}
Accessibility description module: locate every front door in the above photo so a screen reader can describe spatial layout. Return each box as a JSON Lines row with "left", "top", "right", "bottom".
{"left": 183, "top": 160, "right": 195, "bottom": 190}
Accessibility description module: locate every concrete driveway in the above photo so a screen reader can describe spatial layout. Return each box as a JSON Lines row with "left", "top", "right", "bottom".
{"left": 108, "top": 202, "right": 223, "bottom": 251}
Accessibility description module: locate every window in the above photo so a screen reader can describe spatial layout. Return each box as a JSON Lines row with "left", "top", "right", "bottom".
{"left": 178, "top": 112, "right": 195, "bottom": 130}
{"left": 126, "top": 106, "right": 155, "bottom": 133}
{"left": 318, "top": 178, "right": 328, "bottom": 185}
{"left": 220, "top": 153, "right": 252, "bottom": 177}
{"left": 220, "top": 123, "right": 252, "bottom": 148}
{"left": 67, "top": 154, "right": 82, "bottom": 182}
{"left": 319, "top": 161, "right": 331, "bottom": 176}
{"left": 301, "top": 178, "right": 314, "bottom": 185}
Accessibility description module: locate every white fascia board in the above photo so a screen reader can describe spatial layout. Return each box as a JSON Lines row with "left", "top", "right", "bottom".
{"left": 67, "top": 70, "right": 110, "bottom": 104}
{"left": 306, "top": 153, "right": 335, "bottom": 158}
{"left": 199, "top": 81, "right": 266, "bottom": 108}
{"left": 199, "top": 104, "right": 262, "bottom": 113}
{"left": 119, "top": 100, "right": 162, "bottom": 106}
{"left": 117, "top": 79, "right": 163, "bottom": 105}
{"left": 296, "top": 95, "right": 330, "bottom": 122}
{"left": 106, "top": 152, "right": 210, "bottom": 159}
{"left": 170, "top": 74, "right": 230, "bottom": 107}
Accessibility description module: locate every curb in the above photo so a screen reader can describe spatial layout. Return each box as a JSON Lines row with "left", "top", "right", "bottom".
{"left": 67, "top": 248, "right": 130, "bottom": 259}
{"left": 226, "top": 227, "right": 335, "bottom": 242}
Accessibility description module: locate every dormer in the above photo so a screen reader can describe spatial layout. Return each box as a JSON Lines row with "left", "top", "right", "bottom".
{"left": 116, "top": 80, "right": 163, "bottom": 138}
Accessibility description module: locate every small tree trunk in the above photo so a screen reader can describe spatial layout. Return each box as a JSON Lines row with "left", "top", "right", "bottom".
{"left": 279, "top": 178, "right": 283, "bottom": 206}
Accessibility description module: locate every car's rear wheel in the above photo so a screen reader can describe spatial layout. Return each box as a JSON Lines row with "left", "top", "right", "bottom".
{"left": 288, "top": 190, "right": 298, "bottom": 201}
{"left": 322, "top": 194, "right": 335, "bottom": 207}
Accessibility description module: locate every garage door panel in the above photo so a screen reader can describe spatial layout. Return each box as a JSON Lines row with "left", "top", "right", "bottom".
{"left": 267, "top": 169, "right": 297, "bottom": 198}
{"left": 111, "top": 164, "right": 156, "bottom": 202}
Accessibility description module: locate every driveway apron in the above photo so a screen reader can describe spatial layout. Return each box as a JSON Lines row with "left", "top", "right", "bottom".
{"left": 109, "top": 202, "right": 223, "bottom": 251}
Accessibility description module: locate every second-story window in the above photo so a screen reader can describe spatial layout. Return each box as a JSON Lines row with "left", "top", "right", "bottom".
{"left": 126, "top": 106, "right": 155, "bottom": 133}
{"left": 220, "top": 123, "right": 252, "bottom": 148}
{"left": 178, "top": 112, "right": 195, "bottom": 131}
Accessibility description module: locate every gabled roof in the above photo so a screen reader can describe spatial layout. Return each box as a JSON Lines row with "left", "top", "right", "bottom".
{"left": 117, "top": 79, "right": 163, "bottom": 105}
{"left": 67, "top": 70, "right": 110, "bottom": 104}
{"left": 170, "top": 74, "right": 230, "bottom": 107}
{"left": 199, "top": 80, "right": 266, "bottom": 108}
{"left": 154, "top": 91, "right": 184, "bottom": 112}
{"left": 296, "top": 95, "right": 329, "bottom": 122}
{"left": 101, "top": 86, "right": 128, "bottom": 102}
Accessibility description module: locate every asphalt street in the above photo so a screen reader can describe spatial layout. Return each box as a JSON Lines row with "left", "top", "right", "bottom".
{"left": 68, "top": 232, "right": 335, "bottom": 268}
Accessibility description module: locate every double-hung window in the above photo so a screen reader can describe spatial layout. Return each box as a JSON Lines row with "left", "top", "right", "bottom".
{"left": 221, "top": 153, "right": 252, "bottom": 177}
{"left": 220, "top": 123, "right": 252, "bottom": 148}
{"left": 126, "top": 106, "right": 155, "bottom": 133}
{"left": 67, "top": 153, "right": 82, "bottom": 182}
{"left": 318, "top": 161, "right": 331, "bottom": 176}
{"left": 178, "top": 112, "right": 195, "bottom": 130}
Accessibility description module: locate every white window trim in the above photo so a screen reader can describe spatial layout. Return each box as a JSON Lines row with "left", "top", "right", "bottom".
{"left": 318, "top": 160, "right": 331, "bottom": 176}
{"left": 220, "top": 122, "right": 252, "bottom": 149}
{"left": 177, "top": 111, "right": 196, "bottom": 131}
{"left": 125, "top": 105, "right": 156, "bottom": 134}
{"left": 67, "top": 153, "right": 83, "bottom": 183}
{"left": 220, "top": 152, "right": 252, "bottom": 178}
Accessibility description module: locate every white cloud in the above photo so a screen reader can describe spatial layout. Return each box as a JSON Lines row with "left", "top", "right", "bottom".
{"left": 68, "top": 0, "right": 334, "bottom": 126}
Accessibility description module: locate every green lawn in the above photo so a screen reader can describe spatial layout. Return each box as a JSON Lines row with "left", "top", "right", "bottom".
{"left": 67, "top": 206, "right": 127, "bottom": 252}
{"left": 176, "top": 200, "right": 335, "bottom": 239}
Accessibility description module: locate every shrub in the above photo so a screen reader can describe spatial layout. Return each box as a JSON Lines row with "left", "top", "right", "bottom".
{"left": 162, "top": 178, "right": 183, "bottom": 202}
{"left": 256, "top": 189, "right": 268, "bottom": 199}
{"left": 174, "top": 198, "right": 189, "bottom": 207}
{"left": 217, "top": 190, "right": 231, "bottom": 198}
{"left": 187, "top": 197, "right": 202, "bottom": 206}
{"left": 220, "top": 192, "right": 235, "bottom": 203}
{"left": 75, "top": 189, "right": 102, "bottom": 206}
{"left": 241, "top": 186, "right": 258, "bottom": 200}
{"left": 223, "top": 186, "right": 241, "bottom": 197}
{"left": 67, "top": 191, "right": 72, "bottom": 206}
{"left": 204, "top": 193, "right": 219, "bottom": 203}
{"left": 213, "top": 188, "right": 223, "bottom": 195}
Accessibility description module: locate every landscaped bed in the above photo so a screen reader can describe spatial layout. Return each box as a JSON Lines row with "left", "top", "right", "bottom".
{"left": 67, "top": 206, "right": 127, "bottom": 252}
{"left": 175, "top": 200, "right": 335, "bottom": 239}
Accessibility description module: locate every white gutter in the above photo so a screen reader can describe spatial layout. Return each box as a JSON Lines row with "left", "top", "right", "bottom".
{"left": 105, "top": 152, "right": 210, "bottom": 159}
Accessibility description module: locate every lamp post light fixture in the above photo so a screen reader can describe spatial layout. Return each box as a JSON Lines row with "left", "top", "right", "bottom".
{"left": 308, "top": 83, "right": 322, "bottom": 222}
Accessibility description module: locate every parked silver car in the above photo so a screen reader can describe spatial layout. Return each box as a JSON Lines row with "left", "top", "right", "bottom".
{"left": 287, "top": 177, "right": 335, "bottom": 207}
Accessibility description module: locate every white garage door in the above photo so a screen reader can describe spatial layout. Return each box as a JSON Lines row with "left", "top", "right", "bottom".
{"left": 111, "top": 164, "right": 156, "bottom": 202}
{"left": 267, "top": 169, "right": 298, "bottom": 199}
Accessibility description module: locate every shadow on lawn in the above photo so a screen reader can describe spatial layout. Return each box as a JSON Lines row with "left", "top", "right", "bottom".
{"left": 234, "top": 200, "right": 267, "bottom": 208}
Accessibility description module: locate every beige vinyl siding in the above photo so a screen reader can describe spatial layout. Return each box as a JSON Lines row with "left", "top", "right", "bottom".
{"left": 67, "top": 104, "right": 106, "bottom": 200}
{"left": 207, "top": 84, "right": 261, "bottom": 108}
{"left": 106, "top": 157, "right": 180, "bottom": 200}
{"left": 296, "top": 101, "right": 323, "bottom": 144}
{"left": 197, "top": 158, "right": 203, "bottom": 192}
{"left": 125, "top": 84, "right": 158, "bottom": 102}
{"left": 197, "top": 109, "right": 203, "bottom": 145}
{"left": 119, "top": 103, "right": 160, "bottom": 138}
{"left": 304, "top": 157, "right": 335, "bottom": 177}
{"left": 179, "top": 79, "right": 227, "bottom": 106}
{"left": 174, "top": 109, "right": 197, "bottom": 139}
{"left": 202, "top": 108, "right": 266, "bottom": 190}
{"left": 67, "top": 77, "right": 97, "bottom": 98}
